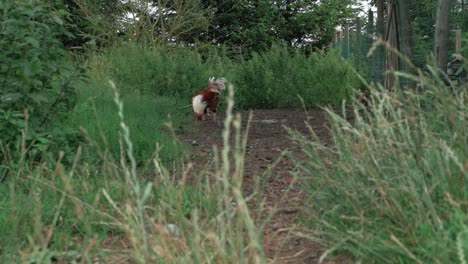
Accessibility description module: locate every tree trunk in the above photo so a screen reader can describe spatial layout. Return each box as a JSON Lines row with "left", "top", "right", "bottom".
{"left": 368, "top": 8, "right": 375, "bottom": 83}
{"left": 377, "top": 0, "right": 385, "bottom": 37}
{"left": 398, "top": 0, "right": 417, "bottom": 88}
{"left": 376, "top": 0, "right": 386, "bottom": 84}
{"left": 368, "top": 8, "right": 374, "bottom": 32}
{"left": 435, "top": 0, "right": 451, "bottom": 73}
{"left": 385, "top": 0, "right": 399, "bottom": 90}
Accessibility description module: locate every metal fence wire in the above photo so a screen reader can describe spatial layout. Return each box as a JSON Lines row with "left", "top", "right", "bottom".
{"left": 334, "top": 6, "right": 465, "bottom": 87}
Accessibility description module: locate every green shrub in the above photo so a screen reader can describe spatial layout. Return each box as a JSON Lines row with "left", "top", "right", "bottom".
{"left": 292, "top": 69, "right": 468, "bottom": 263}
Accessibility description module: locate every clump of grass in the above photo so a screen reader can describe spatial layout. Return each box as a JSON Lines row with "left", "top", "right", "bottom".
{"left": 1, "top": 81, "right": 267, "bottom": 263}
{"left": 292, "top": 67, "right": 467, "bottom": 263}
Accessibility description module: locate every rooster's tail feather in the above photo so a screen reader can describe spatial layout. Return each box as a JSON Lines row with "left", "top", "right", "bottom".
{"left": 208, "top": 77, "right": 227, "bottom": 91}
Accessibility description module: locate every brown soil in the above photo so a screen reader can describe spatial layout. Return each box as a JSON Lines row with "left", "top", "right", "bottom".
{"left": 178, "top": 109, "right": 346, "bottom": 264}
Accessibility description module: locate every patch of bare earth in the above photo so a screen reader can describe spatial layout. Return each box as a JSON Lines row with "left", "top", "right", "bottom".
{"left": 178, "top": 109, "right": 347, "bottom": 264}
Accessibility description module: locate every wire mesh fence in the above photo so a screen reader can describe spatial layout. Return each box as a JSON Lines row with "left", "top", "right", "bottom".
{"left": 333, "top": 10, "right": 465, "bottom": 87}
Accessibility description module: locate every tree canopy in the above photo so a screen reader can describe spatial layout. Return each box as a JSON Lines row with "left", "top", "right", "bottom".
{"left": 64, "top": 0, "right": 354, "bottom": 55}
{"left": 195, "top": 0, "right": 353, "bottom": 54}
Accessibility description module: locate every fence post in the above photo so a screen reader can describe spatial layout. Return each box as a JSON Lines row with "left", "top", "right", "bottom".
{"left": 356, "top": 17, "right": 362, "bottom": 69}
{"left": 344, "top": 23, "right": 350, "bottom": 59}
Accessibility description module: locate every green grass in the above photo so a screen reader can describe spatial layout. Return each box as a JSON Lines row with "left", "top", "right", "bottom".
{"left": 62, "top": 81, "right": 188, "bottom": 165}
{"left": 292, "top": 68, "right": 468, "bottom": 263}
{"left": 0, "top": 162, "right": 220, "bottom": 263}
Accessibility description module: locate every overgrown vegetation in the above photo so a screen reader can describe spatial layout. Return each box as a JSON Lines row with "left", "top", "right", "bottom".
{"left": 292, "top": 70, "right": 468, "bottom": 263}
{"left": 1, "top": 0, "right": 467, "bottom": 263}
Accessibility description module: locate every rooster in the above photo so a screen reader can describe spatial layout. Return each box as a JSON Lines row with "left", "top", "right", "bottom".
{"left": 192, "top": 77, "right": 226, "bottom": 121}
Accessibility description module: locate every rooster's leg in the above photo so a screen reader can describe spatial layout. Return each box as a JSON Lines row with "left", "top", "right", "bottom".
{"left": 214, "top": 113, "right": 222, "bottom": 126}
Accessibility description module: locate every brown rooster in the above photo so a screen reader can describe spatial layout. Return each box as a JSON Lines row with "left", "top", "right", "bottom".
{"left": 192, "top": 77, "right": 226, "bottom": 121}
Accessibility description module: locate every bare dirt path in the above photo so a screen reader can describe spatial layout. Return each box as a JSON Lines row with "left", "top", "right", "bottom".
{"left": 178, "top": 109, "right": 342, "bottom": 264}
